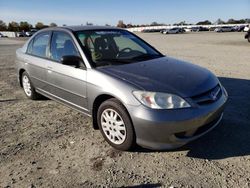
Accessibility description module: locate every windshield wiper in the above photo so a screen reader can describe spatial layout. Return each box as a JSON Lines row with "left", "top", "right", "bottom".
{"left": 132, "top": 54, "right": 162, "bottom": 60}
{"left": 95, "top": 54, "right": 163, "bottom": 67}
{"left": 95, "top": 58, "right": 132, "bottom": 67}
{"left": 100, "top": 58, "right": 132, "bottom": 63}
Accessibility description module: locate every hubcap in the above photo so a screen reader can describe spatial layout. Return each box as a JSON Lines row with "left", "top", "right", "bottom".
{"left": 22, "top": 75, "right": 32, "bottom": 97}
{"left": 101, "top": 109, "right": 126, "bottom": 145}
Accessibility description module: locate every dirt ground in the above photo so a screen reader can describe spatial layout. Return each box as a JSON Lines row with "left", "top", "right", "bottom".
{"left": 0, "top": 32, "right": 249, "bottom": 188}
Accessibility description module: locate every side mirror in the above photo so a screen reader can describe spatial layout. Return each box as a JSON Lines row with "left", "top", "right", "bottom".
{"left": 61, "top": 55, "right": 84, "bottom": 68}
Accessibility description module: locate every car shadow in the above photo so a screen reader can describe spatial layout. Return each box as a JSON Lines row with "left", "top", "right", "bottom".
{"left": 134, "top": 77, "right": 250, "bottom": 160}
{"left": 0, "top": 98, "right": 19, "bottom": 102}
{"left": 185, "top": 76, "right": 250, "bottom": 160}
{"left": 36, "top": 95, "right": 50, "bottom": 101}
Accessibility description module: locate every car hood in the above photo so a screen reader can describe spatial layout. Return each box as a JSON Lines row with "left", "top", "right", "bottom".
{"left": 98, "top": 57, "right": 218, "bottom": 98}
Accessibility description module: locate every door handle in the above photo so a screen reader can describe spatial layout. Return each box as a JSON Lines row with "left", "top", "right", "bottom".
{"left": 47, "top": 66, "right": 52, "bottom": 69}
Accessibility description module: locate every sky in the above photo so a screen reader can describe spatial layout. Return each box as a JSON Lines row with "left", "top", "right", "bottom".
{"left": 0, "top": 0, "right": 249, "bottom": 26}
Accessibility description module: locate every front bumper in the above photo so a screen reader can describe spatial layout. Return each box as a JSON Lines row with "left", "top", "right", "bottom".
{"left": 126, "top": 90, "right": 228, "bottom": 150}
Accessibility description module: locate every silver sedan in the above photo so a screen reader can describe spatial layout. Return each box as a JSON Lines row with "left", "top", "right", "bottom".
{"left": 16, "top": 26, "right": 228, "bottom": 150}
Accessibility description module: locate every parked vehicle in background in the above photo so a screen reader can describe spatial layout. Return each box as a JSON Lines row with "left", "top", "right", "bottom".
{"left": 25, "top": 32, "right": 32, "bottom": 37}
{"left": 0, "top": 33, "right": 8, "bottom": 38}
{"left": 141, "top": 29, "right": 162, "bottom": 33}
{"left": 25, "top": 29, "right": 38, "bottom": 37}
{"left": 162, "top": 27, "right": 185, "bottom": 34}
{"left": 16, "top": 26, "right": 227, "bottom": 150}
{"left": 191, "top": 27, "right": 209, "bottom": 32}
{"left": 233, "top": 25, "right": 246, "bottom": 32}
{"left": 161, "top": 29, "right": 168, "bottom": 34}
{"left": 215, "top": 26, "right": 234, "bottom": 32}
{"left": 209, "top": 27, "right": 217, "bottom": 31}
{"left": 17, "top": 32, "right": 28, "bottom": 37}
{"left": 245, "top": 30, "right": 250, "bottom": 42}
{"left": 183, "top": 27, "right": 191, "bottom": 32}
{"left": 141, "top": 29, "right": 153, "bottom": 33}
{"left": 244, "top": 25, "right": 249, "bottom": 32}
{"left": 191, "top": 27, "right": 199, "bottom": 32}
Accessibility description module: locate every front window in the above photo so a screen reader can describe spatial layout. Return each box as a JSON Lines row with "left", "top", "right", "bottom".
{"left": 76, "top": 30, "right": 163, "bottom": 67}
{"left": 50, "top": 31, "right": 80, "bottom": 62}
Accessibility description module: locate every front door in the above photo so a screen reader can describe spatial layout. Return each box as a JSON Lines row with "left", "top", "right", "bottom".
{"left": 47, "top": 31, "right": 88, "bottom": 113}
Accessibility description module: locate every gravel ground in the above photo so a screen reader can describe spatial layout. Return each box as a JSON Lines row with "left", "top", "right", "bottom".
{"left": 0, "top": 32, "right": 249, "bottom": 188}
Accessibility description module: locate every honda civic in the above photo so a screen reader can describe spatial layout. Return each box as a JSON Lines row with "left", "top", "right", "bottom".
{"left": 16, "top": 26, "right": 228, "bottom": 150}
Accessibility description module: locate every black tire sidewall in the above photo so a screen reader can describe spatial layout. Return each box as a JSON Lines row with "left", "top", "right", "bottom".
{"left": 97, "top": 99, "right": 135, "bottom": 151}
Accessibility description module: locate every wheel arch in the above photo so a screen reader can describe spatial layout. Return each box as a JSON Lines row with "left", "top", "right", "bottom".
{"left": 91, "top": 94, "right": 133, "bottom": 130}
{"left": 19, "top": 68, "right": 26, "bottom": 87}
{"left": 92, "top": 94, "right": 115, "bottom": 129}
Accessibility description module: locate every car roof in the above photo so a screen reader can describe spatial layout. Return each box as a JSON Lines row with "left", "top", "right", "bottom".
{"left": 37, "top": 25, "right": 123, "bottom": 34}
{"left": 39, "top": 25, "right": 119, "bottom": 32}
{"left": 63, "top": 25, "right": 120, "bottom": 31}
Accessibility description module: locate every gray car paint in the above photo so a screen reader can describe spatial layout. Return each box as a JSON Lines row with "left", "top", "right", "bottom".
{"left": 16, "top": 26, "right": 227, "bottom": 149}
{"left": 98, "top": 57, "right": 218, "bottom": 98}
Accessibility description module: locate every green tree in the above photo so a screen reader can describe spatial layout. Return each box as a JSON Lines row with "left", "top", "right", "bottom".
{"left": 215, "top": 19, "right": 225, "bottom": 25}
{"left": 0, "top": 20, "right": 7, "bottom": 31}
{"left": 8, "top": 21, "right": 20, "bottom": 31}
{"left": 150, "top": 21, "right": 159, "bottom": 26}
{"left": 227, "top": 19, "right": 246, "bottom": 24}
{"left": 49, "top": 22, "right": 57, "bottom": 27}
{"left": 35, "top": 22, "right": 48, "bottom": 30}
{"left": 117, "top": 20, "right": 126, "bottom": 28}
{"left": 19, "top": 21, "right": 32, "bottom": 31}
{"left": 126, "top": 23, "right": 134, "bottom": 28}
{"left": 173, "top": 21, "right": 189, "bottom": 26}
{"left": 196, "top": 20, "right": 212, "bottom": 25}
{"left": 86, "top": 22, "right": 93, "bottom": 26}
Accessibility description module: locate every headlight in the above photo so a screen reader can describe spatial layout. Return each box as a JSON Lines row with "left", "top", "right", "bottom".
{"left": 133, "top": 91, "right": 191, "bottom": 109}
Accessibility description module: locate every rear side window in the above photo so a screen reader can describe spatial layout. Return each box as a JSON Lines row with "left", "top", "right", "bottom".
{"left": 50, "top": 31, "right": 80, "bottom": 62}
{"left": 27, "top": 39, "right": 33, "bottom": 54}
{"left": 30, "top": 32, "right": 50, "bottom": 58}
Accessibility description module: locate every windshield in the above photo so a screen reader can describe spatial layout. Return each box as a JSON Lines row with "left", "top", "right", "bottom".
{"left": 75, "top": 30, "right": 163, "bottom": 67}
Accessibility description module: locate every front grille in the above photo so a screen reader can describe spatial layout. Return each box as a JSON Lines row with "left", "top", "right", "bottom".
{"left": 191, "top": 85, "right": 222, "bottom": 105}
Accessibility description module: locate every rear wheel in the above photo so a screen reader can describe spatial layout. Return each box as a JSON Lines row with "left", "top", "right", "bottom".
{"left": 21, "top": 71, "right": 40, "bottom": 100}
{"left": 97, "top": 98, "right": 135, "bottom": 151}
{"left": 248, "top": 35, "right": 250, "bottom": 43}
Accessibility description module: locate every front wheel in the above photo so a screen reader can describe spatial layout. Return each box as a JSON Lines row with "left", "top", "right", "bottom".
{"left": 97, "top": 98, "right": 135, "bottom": 151}
{"left": 248, "top": 35, "right": 250, "bottom": 43}
{"left": 21, "top": 71, "right": 41, "bottom": 100}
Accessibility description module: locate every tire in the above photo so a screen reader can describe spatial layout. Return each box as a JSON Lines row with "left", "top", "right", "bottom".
{"left": 248, "top": 36, "right": 250, "bottom": 43}
{"left": 97, "top": 98, "right": 135, "bottom": 151}
{"left": 21, "top": 71, "right": 41, "bottom": 100}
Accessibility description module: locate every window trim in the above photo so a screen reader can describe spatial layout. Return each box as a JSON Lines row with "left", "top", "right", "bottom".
{"left": 25, "top": 30, "right": 86, "bottom": 70}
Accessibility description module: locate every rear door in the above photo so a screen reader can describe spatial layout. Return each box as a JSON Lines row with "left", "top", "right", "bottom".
{"left": 25, "top": 31, "right": 51, "bottom": 92}
{"left": 47, "top": 31, "right": 88, "bottom": 113}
